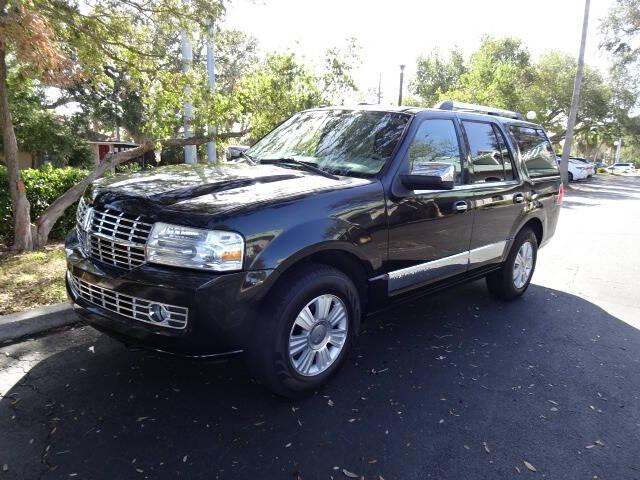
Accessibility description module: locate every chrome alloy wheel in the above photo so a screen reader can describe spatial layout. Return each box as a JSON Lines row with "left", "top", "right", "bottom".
{"left": 513, "top": 241, "right": 534, "bottom": 289}
{"left": 288, "top": 294, "right": 348, "bottom": 377}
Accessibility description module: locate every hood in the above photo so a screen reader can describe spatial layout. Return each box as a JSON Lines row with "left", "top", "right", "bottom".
{"left": 89, "top": 163, "right": 370, "bottom": 216}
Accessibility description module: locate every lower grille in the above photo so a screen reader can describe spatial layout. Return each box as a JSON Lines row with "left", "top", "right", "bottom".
{"left": 69, "top": 274, "right": 188, "bottom": 330}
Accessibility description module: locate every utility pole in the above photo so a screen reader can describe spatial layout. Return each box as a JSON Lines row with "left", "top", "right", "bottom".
{"left": 181, "top": 0, "right": 197, "bottom": 164}
{"left": 560, "top": 0, "right": 590, "bottom": 185}
{"left": 398, "top": 65, "right": 405, "bottom": 106}
{"left": 206, "top": 20, "right": 217, "bottom": 163}
{"left": 377, "top": 72, "right": 382, "bottom": 104}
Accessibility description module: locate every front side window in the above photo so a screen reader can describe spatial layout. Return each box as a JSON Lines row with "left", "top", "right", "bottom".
{"left": 463, "top": 121, "right": 507, "bottom": 183}
{"left": 509, "top": 126, "right": 559, "bottom": 178}
{"left": 247, "top": 109, "right": 410, "bottom": 178}
{"left": 406, "top": 119, "right": 463, "bottom": 184}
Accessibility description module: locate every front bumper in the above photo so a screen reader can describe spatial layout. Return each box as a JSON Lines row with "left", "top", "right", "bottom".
{"left": 65, "top": 230, "right": 279, "bottom": 356}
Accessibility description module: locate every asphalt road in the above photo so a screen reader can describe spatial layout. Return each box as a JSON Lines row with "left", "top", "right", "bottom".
{"left": 1, "top": 175, "right": 639, "bottom": 480}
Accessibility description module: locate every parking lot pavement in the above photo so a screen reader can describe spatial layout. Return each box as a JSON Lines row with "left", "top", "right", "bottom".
{"left": 1, "top": 175, "right": 639, "bottom": 480}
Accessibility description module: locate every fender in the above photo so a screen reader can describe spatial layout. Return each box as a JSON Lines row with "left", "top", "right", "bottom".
{"left": 245, "top": 217, "right": 382, "bottom": 274}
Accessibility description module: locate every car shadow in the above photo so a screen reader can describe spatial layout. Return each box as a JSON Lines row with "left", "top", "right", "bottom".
{"left": 1, "top": 282, "right": 640, "bottom": 479}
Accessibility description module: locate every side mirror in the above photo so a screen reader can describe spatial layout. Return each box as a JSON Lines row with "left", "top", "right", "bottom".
{"left": 401, "top": 162, "right": 455, "bottom": 190}
{"left": 226, "top": 145, "right": 250, "bottom": 161}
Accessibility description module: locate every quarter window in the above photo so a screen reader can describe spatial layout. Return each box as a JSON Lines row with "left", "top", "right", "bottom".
{"left": 509, "top": 126, "right": 559, "bottom": 178}
{"left": 407, "top": 119, "right": 463, "bottom": 184}
{"left": 463, "top": 121, "right": 508, "bottom": 183}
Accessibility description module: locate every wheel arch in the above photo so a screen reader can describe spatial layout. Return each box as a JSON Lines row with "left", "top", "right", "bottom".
{"left": 521, "top": 217, "right": 544, "bottom": 246}
{"left": 264, "top": 245, "right": 372, "bottom": 331}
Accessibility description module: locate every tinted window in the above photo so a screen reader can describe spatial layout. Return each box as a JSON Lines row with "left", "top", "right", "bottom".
{"left": 463, "top": 121, "right": 506, "bottom": 183}
{"left": 407, "top": 119, "right": 463, "bottom": 184}
{"left": 247, "top": 109, "right": 410, "bottom": 178}
{"left": 509, "top": 126, "right": 559, "bottom": 178}
{"left": 493, "top": 125, "right": 516, "bottom": 180}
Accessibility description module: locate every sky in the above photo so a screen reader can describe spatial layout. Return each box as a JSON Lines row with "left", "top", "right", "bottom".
{"left": 224, "top": 0, "right": 616, "bottom": 104}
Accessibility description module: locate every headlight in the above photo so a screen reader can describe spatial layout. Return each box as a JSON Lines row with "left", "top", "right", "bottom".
{"left": 146, "top": 223, "right": 244, "bottom": 272}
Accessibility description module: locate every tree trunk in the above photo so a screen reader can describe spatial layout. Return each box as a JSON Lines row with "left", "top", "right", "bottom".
{"left": 0, "top": 41, "right": 34, "bottom": 250}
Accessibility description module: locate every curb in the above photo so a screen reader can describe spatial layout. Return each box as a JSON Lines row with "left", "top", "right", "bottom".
{"left": 0, "top": 303, "right": 80, "bottom": 344}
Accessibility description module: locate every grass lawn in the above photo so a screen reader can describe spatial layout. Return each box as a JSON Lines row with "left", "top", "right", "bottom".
{"left": 0, "top": 243, "right": 67, "bottom": 315}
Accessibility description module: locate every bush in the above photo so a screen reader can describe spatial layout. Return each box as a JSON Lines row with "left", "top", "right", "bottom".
{"left": 597, "top": 167, "right": 608, "bottom": 174}
{"left": 0, "top": 164, "right": 88, "bottom": 244}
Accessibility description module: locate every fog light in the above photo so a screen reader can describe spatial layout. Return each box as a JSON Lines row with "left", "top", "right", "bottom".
{"left": 149, "top": 303, "right": 170, "bottom": 323}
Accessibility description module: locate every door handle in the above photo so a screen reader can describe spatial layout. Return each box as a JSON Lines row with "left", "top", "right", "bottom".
{"left": 454, "top": 201, "right": 468, "bottom": 213}
{"left": 513, "top": 193, "right": 525, "bottom": 204}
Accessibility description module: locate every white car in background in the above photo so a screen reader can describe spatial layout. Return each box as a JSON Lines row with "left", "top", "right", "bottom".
{"left": 606, "top": 162, "right": 636, "bottom": 174}
{"left": 556, "top": 156, "right": 592, "bottom": 181}
{"left": 569, "top": 157, "right": 595, "bottom": 178}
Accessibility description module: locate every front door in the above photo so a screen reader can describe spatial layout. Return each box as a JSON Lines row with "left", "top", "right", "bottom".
{"left": 385, "top": 116, "right": 475, "bottom": 294}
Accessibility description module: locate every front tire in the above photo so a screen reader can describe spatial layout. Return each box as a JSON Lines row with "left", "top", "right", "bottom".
{"left": 246, "top": 264, "right": 360, "bottom": 398}
{"left": 486, "top": 228, "right": 538, "bottom": 301}
{"left": 568, "top": 171, "right": 574, "bottom": 182}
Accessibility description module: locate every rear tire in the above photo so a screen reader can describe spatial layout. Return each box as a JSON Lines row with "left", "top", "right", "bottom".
{"left": 568, "top": 171, "right": 574, "bottom": 182}
{"left": 246, "top": 263, "right": 360, "bottom": 398}
{"left": 486, "top": 228, "right": 538, "bottom": 301}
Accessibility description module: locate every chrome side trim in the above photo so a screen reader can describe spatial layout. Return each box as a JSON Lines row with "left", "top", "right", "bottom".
{"left": 387, "top": 250, "right": 468, "bottom": 292}
{"left": 387, "top": 251, "right": 468, "bottom": 281}
{"left": 414, "top": 180, "right": 520, "bottom": 194}
{"left": 469, "top": 240, "right": 507, "bottom": 265}
{"left": 377, "top": 240, "right": 508, "bottom": 293}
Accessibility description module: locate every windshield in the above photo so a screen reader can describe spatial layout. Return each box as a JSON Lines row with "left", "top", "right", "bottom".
{"left": 246, "top": 109, "right": 411, "bottom": 178}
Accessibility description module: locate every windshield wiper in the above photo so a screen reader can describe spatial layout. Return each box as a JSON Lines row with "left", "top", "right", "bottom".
{"left": 259, "top": 158, "right": 339, "bottom": 180}
{"left": 240, "top": 151, "right": 257, "bottom": 165}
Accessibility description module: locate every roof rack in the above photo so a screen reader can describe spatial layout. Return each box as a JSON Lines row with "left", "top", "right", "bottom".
{"left": 434, "top": 100, "right": 524, "bottom": 120}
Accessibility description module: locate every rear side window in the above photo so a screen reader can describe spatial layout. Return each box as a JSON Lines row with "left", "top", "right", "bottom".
{"left": 509, "top": 126, "right": 559, "bottom": 178}
{"left": 463, "top": 121, "right": 510, "bottom": 183}
{"left": 493, "top": 125, "right": 517, "bottom": 181}
{"left": 407, "top": 119, "right": 463, "bottom": 184}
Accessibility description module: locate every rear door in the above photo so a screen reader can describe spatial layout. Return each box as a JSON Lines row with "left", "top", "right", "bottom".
{"left": 461, "top": 119, "right": 527, "bottom": 269}
{"left": 385, "top": 115, "right": 475, "bottom": 294}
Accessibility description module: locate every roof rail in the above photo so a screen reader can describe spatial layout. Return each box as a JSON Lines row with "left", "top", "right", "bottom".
{"left": 434, "top": 100, "right": 524, "bottom": 120}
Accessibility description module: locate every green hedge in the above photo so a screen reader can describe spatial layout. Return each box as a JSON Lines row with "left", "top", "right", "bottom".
{"left": 0, "top": 165, "right": 88, "bottom": 244}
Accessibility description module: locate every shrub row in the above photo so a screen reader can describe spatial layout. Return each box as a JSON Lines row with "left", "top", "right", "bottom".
{"left": 0, "top": 165, "right": 88, "bottom": 244}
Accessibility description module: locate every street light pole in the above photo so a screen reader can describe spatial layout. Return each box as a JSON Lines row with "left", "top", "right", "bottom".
{"left": 377, "top": 72, "right": 382, "bottom": 104}
{"left": 181, "top": 0, "right": 197, "bottom": 164}
{"left": 206, "top": 20, "right": 217, "bottom": 163}
{"left": 559, "top": 0, "right": 590, "bottom": 185}
{"left": 398, "top": 65, "right": 405, "bottom": 106}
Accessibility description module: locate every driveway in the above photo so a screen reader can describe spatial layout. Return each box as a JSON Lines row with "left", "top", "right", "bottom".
{"left": 1, "top": 175, "right": 639, "bottom": 480}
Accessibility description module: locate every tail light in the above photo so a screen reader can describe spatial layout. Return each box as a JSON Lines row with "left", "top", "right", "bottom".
{"left": 556, "top": 183, "right": 565, "bottom": 205}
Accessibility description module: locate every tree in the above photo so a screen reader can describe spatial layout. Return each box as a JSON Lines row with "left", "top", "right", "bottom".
{"left": 448, "top": 37, "right": 535, "bottom": 112}
{"left": 236, "top": 44, "right": 360, "bottom": 142}
{"left": 601, "top": 0, "right": 640, "bottom": 80}
{"left": 525, "top": 51, "right": 614, "bottom": 144}
{"left": 1, "top": 72, "right": 92, "bottom": 167}
{"left": 320, "top": 37, "right": 361, "bottom": 104}
{"left": 0, "top": 0, "right": 233, "bottom": 250}
{"left": 237, "top": 53, "right": 325, "bottom": 141}
{"left": 410, "top": 47, "right": 466, "bottom": 107}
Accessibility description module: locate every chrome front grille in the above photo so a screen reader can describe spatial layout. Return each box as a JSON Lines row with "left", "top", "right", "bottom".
{"left": 89, "top": 235, "right": 147, "bottom": 269}
{"left": 69, "top": 273, "right": 188, "bottom": 329}
{"left": 76, "top": 198, "right": 153, "bottom": 270}
{"left": 91, "top": 208, "right": 153, "bottom": 245}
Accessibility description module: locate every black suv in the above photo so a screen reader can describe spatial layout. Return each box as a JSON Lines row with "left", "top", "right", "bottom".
{"left": 66, "top": 101, "right": 562, "bottom": 396}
